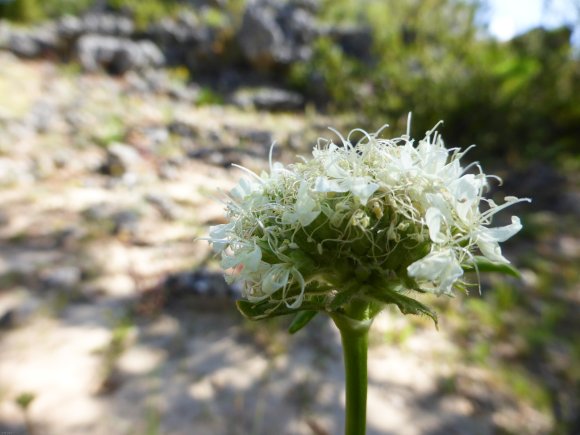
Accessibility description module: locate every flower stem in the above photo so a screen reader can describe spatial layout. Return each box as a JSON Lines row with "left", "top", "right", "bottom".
{"left": 331, "top": 310, "right": 372, "bottom": 435}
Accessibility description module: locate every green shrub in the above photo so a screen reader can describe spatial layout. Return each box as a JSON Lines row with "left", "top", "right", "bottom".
{"left": 299, "top": 0, "right": 580, "bottom": 164}
{"left": 0, "top": 0, "right": 42, "bottom": 23}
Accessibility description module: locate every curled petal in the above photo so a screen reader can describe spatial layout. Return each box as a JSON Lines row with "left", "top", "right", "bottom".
{"left": 475, "top": 216, "right": 522, "bottom": 263}
{"left": 208, "top": 223, "right": 232, "bottom": 253}
{"left": 407, "top": 249, "right": 464, "bottom": 295}
{"left": 314, "top": 176, "right": 348, "bottom": 193}
{"left": 347, "top": 177, "right": 379, "bottom": 205}
{"left": 425, "top": 207, "right": 446, "bottom": 243}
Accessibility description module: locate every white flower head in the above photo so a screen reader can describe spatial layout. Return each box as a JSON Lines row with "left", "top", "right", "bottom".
{"left": 208, "top": 121, "right": 530, "bottom": 313}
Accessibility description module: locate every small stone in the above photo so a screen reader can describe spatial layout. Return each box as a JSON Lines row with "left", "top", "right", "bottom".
{"left": 164, "top": 269, "right": 240, "bottom": 300}
{"left": 0, "top": 309, "right": 16, "bottom": 330}
{"left": 111, "top": 210, "right": 141, "bottom": 238}
{"left": 40, "top": 266, "right": 82, "bottom": 290}
{"left": 101, "top": 143, "right": 143, "bottom": 177}
{"left": 230, "top": 87, "right": 304, "bottom": 112}
{"left": 144, "top": 193, "right": 181, "bottom": 221}
{"left": 76, "top": 34, "right": 164, "bottom": 74}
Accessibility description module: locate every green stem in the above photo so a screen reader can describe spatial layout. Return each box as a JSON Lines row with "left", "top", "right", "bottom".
{"left": 331, "top": 311, "right": 372, "bottom": 435}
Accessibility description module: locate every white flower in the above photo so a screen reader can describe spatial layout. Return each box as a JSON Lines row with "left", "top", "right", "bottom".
{"left": 208, "top": 120, "right": 529, "bottom": 310}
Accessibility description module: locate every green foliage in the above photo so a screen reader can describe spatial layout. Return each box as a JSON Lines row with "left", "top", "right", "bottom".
{"left": 15, "top": 392, "right": 35, "bottom": 410}
{"left": 288, "top": 310, "right": 318, "bottom": 334}
{"left": 463, "top": 256, "right": 521, "bottom": 278}
{"left": 289, "top": 37, "right": 361, "bottom": 109}
{"left": 106, "top": 0, "right": 180, "bottom": 29}
{"left": 297, "top": 0, "right": 580, "bottom": 164}
{"left": 196, "top": 87, "right": 224, "bottom": 106}
{"left": 0, "top": 0, "right": 42, "bottom": 22}
{"left": 38, "top": 0, "right": 93, "bottom": 18}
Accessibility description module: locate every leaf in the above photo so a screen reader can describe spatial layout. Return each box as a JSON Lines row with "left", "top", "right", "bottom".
{"left": 463, "top": 256, "right": 521, "bottom": 278}
{"left": 288, "top": 311, "right": 319, "bottom": 334}
{"left": 368, "top": 287, "right": 438, "bottom": 327}
{"left": 236, "top": 299, "right": 321, "bottom": 321}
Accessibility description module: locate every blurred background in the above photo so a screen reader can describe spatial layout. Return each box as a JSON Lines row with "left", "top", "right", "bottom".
{"left": 0, "top": 0, "right": 578, "bottom": 434}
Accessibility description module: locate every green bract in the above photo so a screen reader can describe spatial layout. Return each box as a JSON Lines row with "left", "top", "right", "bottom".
{"left": 209, "top": 123, "right": 529, "bottom": 325}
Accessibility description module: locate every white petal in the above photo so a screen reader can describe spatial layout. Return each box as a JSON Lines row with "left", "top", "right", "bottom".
{"left": 222, "top": 244, "right": 262, "bottom": 272}
{"left": 285, "top": 182, "right": 321, "bottom": 226}
{"left": 347, "top": 177, "right": 379, "bottom": 205}
{"left": 449, "top": 174, "right": 481, "bottom": 203}
{"left": 483, "top": 216, "right": 522, "bottom": 242}
{"left": 208, "top": 224, "right": 231, "bottom": 253}
{"left": 231, "top": 177, "right": 259, "bottom": 201}
{"left": 262, "top": 264, "right": 291, "bottom": 296}
{"left": 407, "top": 250, "right": 463, "bottom": 294}
{"left": 476, "top": 238, "right": 507, "bottom": 263}
{"left": 244, "top": 244, "right": 263, "bottom": 271}
{"left": 475, "top": 216, "right": 522, "bottom": 263}
{"left": 326, "top": 161, "right": 349, "bottom": 179}
{"left": 425, "top": 207, "right": 446, "bottom": 243}
{"left": 314, "top": 176, "right": 348, "bottom": 193}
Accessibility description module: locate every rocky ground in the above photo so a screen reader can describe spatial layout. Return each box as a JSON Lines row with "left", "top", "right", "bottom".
{"left": 0, "top": 52, "right": 576, "bottom": 434}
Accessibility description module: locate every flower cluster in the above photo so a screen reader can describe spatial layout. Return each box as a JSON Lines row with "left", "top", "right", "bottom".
{"left": 209, "top": 123, "right": 529, "bottom": 315}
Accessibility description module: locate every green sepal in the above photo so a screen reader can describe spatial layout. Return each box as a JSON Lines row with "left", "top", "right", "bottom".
{"left": 236, "top": 299, "right": 322, "bottom": 321}
{"left": 326, "top": 286, "right": 359, "bottom": 311}
{"left": 367, "top": 285, "right": 438, "bottom": 327}
{"left": 463, "top": 256, "right": 521, "bottom": 278}
{"left": 288, "top": 310, "right": 318, "bottom": 334}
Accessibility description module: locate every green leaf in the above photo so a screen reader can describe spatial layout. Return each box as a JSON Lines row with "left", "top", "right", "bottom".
{"left": 236, "top": 299, "right": 322, "bottom": 321}
{"left": 463, "top": 256, "right": 521, "bottom": 278}
{"left": 368, "top": 287, "right": 438, "bottom": 327}
{"left": 288, "top": 311, "right": 318, "bottom": 334}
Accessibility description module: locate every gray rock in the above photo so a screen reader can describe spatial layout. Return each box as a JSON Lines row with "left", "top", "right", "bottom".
{"left": 187, "top": 145, "right": 263, "bottom": 167}
{"left": 158, "top": 161, "right": 180, "bottom": 181}
{"left": 237, "top": 2, "right": 291, "bottom": 67}
{"left": 226, "top": 125, "right": 274, "bottom": 146}
{"left": 40, "top": 266, "right": 82, "bottom": 290}
{"left": 145, "top": 11, "right": 202, "bottom": 66}
{"left": 26, "top": 100, "right": 59, "bottom": 133}
{"left": 0, "top": 20, "right": 62, "bottom": 58}
{"left": 111, "top": 209, "right": 141, "bottom": 237}
{"left": 237, "top": 0, "right": 320, "bottom": 68}
{"left": 101, "top": 143, "right": 143, "bottom": 177}
{"left": 0, "top": 309, "right": 16, "bottom": 330}
{"left": 83, "top": 13, "right": 134, "bottom": 36}
{"left": 279, "top": 3, "right": 319, "bottom": 46}
{"left": 231, "top": 86, "right": 304, "bottom": 111}
{"left": 168, "top": 120, "right": 200, "bottom": 138}
{"left": 164, "top": 269, "right": 241, "bottom": 300}
{"left": 76, "top": 34, "right": 164, "bottom": 74}
{"left": 167, "top": 83, "right": 200, "bottom": 103}
{"left": 5, "top": 31, "right": 40, "bottom": 57}
{"left": 56, "top": 15, "right": 83, "bottom": 41}
{"left": 146, "top": 10, "right": 236, "bottom": 73}
{"left": 4, "top": 25, "right": 58, "bottom": 58}
{"left": 57, "top": 13, "right": 134, "bottom": 40}
{"left": 144, "top": 193, "right": 181, "bottom": 221}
